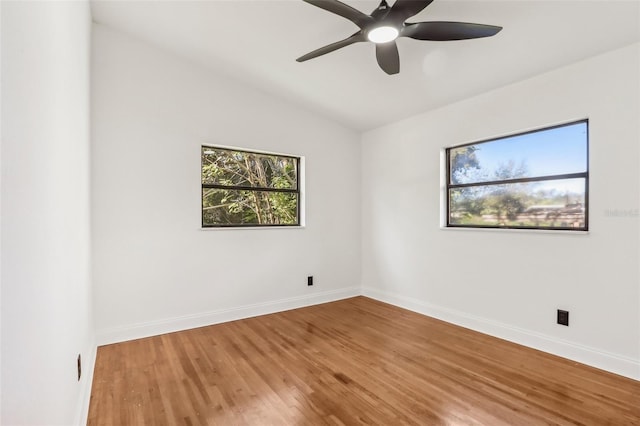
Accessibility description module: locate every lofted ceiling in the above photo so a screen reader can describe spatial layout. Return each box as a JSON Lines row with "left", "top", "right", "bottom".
{"left": 90, "top": 0, "right": 640, "bottom": 131}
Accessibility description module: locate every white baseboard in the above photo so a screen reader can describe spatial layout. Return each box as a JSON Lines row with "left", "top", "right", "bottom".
{"left": 92, "top": 284, "right": 638, "bottom": 395}
{"left": 75, "top": 339, "right": 97, "bottom": 426}
{"left": 96, "top": 287, "right": 361, "bottom": 346}
{"left": 362, "top": 286, "right": 640, "bottom": 381}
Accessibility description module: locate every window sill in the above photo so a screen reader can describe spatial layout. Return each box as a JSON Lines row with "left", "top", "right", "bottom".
{"left": 200, "top": 225, "right": 306, "bottom": 231}
{"left": 439, "top": 226, "right": 589, "bottom": 235}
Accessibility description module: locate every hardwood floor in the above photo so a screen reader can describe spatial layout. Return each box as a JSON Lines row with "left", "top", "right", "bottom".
{"left": 88, "top": 297, "right": 640, "bottom": 425}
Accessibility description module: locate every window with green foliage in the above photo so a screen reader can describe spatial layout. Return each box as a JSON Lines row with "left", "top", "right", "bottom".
{"left": 446, "top": 120, "right": 588, "bottom": 231}
{"left": 201, "top": 146, "right": 300, "bottom": 227}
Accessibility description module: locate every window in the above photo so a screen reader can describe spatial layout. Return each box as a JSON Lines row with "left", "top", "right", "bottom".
{"left": 446, "top": 120, "right": 588, "bottom": 231}
{"left": 201, "top": 146, "right": 300, "bottom": 227}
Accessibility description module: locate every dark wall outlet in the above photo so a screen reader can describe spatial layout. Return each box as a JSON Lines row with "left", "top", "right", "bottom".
{"left": 77, "top": 354, "right": 82, "bottom": 381}
{"left": 557, "top": 309, "right": 569, "bottom": 326}
{"left": 307, "top": 276, "right": 313, "bottom": 286}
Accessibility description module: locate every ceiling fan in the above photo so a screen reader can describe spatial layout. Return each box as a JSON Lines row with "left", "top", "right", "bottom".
{"left": 297, "top": 0, "right": 502, "bottom": 75}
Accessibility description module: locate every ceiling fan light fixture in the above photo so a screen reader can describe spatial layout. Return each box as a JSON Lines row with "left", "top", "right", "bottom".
{"left": 367, "top": 26, "right": 399, "bottom": 43}
{"left": 297, "top": 0, "right": 503, "bottom": 75}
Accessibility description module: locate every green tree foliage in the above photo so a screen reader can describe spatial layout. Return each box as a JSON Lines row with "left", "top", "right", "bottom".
{"left": 485, "top": 160, "right": 528, "bottom": 222}
{"left": 201, "top": 148, "right": 298, "bottom": 225}
{"left": 450, "top": 146, "right": 480, "bottom": 184}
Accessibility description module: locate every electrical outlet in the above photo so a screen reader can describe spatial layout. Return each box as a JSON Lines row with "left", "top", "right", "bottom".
{"left": 77, "top": 354, "right": 82, "bottom": 381}
{"left": 307, "top": 276, "right": 313, "bottom": 286}
{"left": 557, "top": 309, "right": 569, "bottom": 326}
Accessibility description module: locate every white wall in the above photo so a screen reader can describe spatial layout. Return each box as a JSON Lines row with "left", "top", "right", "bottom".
{"left": 1, "top": 1, "right": 94, "bottom": 424}
{"left": 361, "top": 43, "right": 640, "bottom": 380}
{"left": 91, "top": 25, "right": 361, "bottom": 344}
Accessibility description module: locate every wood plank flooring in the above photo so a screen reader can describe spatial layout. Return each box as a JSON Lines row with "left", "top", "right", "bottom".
{"left": 88, "top": 297, "right": 640, "bottom": 425}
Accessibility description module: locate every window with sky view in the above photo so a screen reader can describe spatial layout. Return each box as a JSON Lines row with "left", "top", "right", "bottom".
{"left": 446, "top": 120, "right": 588, "bottom": 230}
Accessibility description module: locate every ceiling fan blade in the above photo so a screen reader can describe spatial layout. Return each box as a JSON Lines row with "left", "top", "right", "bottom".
{"left": 375, "top": 41, "right": 400, "bottom": 75}
{"left": 370, "top": 0, "right": 392, "bottom": 20}
{"left": 297, "top": 32, "right": 366, "bottom": 62}
{"left": 303, "top": 0, "right": 373, "bottom": 29}
{"left": 387, "top": 0, "right": 434, "bottom": 24}
{"left": 401, "top": 22, "right": 502, "bottom": 41}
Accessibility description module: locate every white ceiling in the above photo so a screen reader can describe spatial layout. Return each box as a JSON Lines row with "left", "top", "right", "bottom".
{"left": 90, "top": 0, "right": 640, "bottom": 131}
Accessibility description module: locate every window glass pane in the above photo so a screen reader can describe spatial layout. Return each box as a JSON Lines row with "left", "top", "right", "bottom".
{"left": 202, "top": 147, "right": 297, "bottom": 189}
{"left": 449, "top": 178, "right": 586, "bottom": 229}
{"left": 203, "top": 188, "right": 298, "bottom": 226}
{"left": 450, "top": 122, "right": 587, "bottom": 185}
